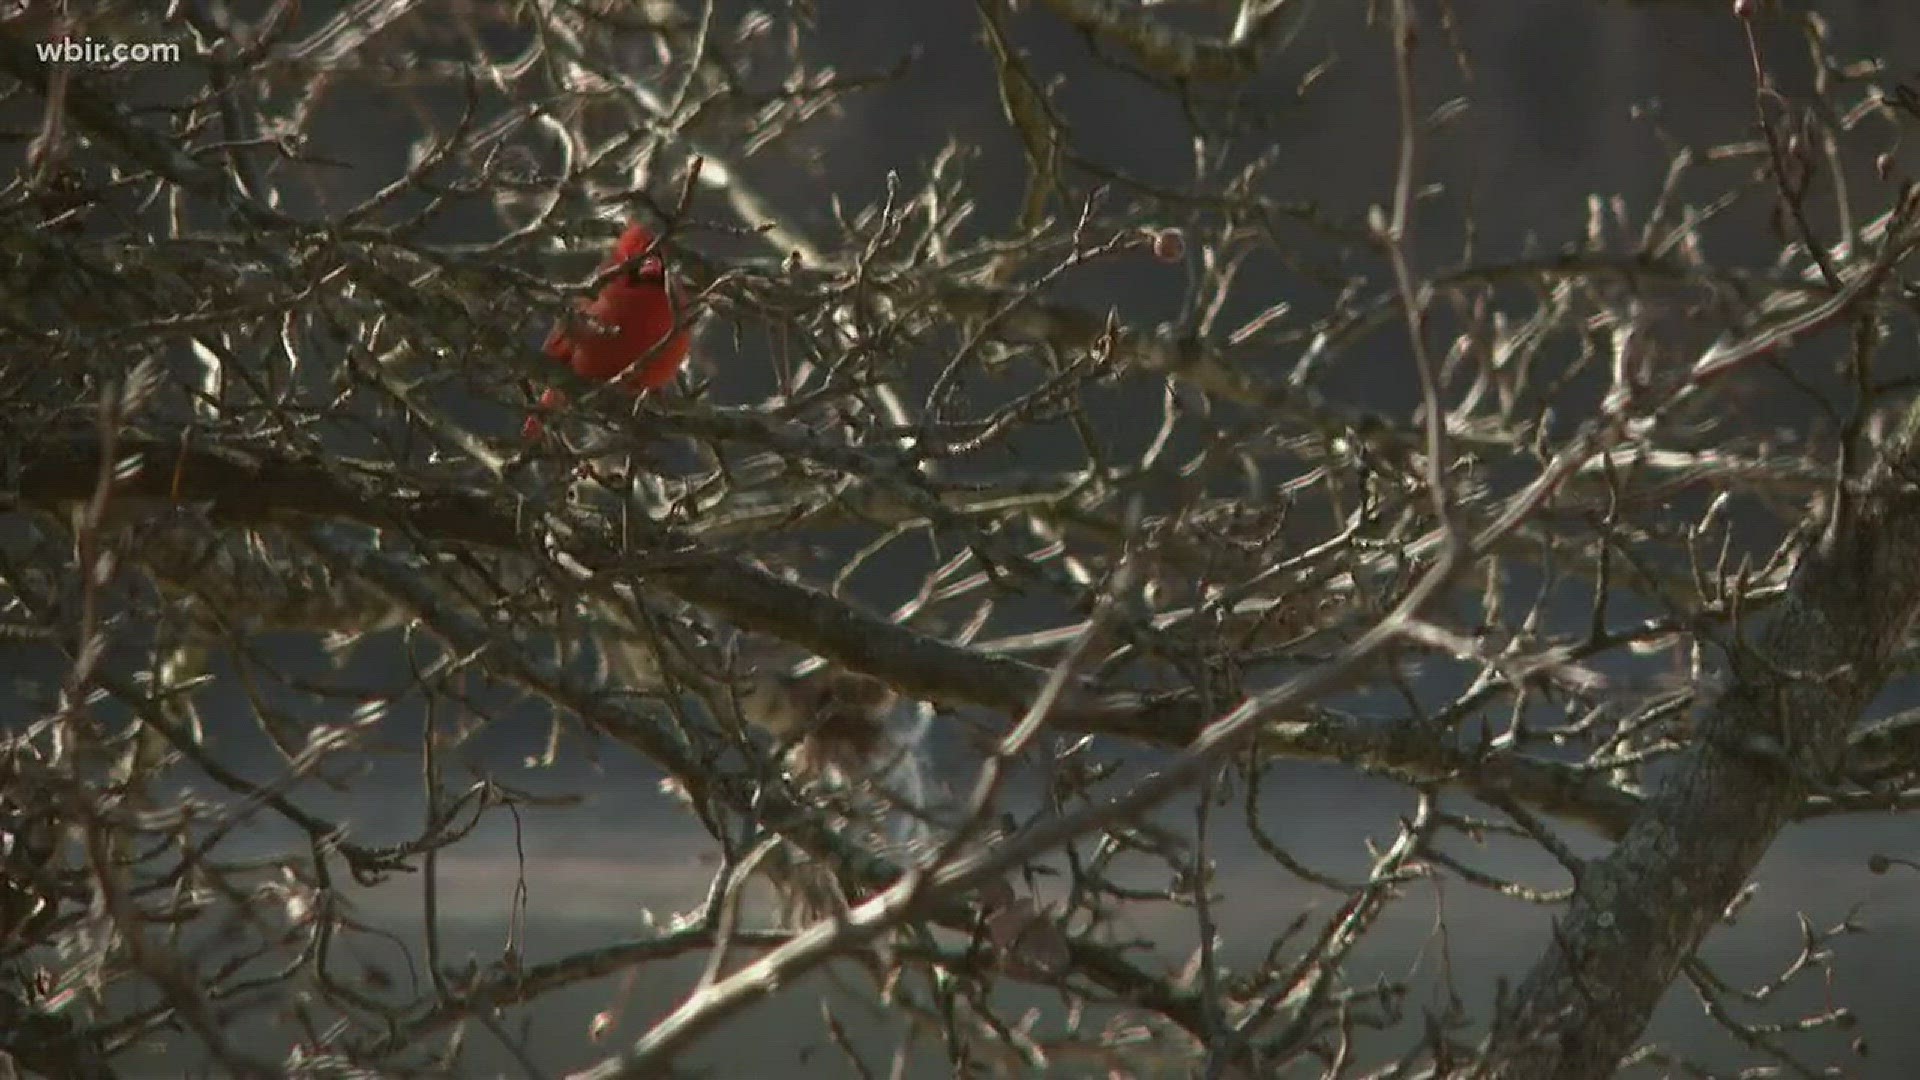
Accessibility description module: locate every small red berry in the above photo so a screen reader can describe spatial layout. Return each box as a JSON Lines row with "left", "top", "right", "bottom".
{"left": 1150, "top": 228, "right": 1185, "bottom": 263}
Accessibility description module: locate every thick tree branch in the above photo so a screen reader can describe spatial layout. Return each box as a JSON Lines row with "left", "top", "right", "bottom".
{"left": 8, "top": 430, "right": 1645, "bottom": 839}
{"left": 295, "top": 527, "right": 1229, "bottom": 1053}
{"left": 1482, "top": 394, "right": 1920, "bottom": 1077}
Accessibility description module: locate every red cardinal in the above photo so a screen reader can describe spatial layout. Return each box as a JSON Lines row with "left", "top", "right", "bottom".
{"left": 523, "top": 223, "right": 692, "bottom": 441}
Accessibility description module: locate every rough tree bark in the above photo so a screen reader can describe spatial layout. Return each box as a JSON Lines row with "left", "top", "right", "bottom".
{"left": 1482, "top": 396, "right": 1920, "bottom": 1075}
